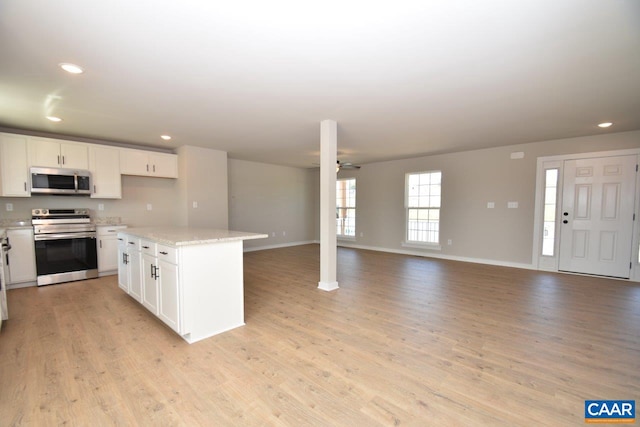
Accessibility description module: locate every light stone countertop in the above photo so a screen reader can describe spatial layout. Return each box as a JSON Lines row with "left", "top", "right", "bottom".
{"left": 94, "top": 217, "right": 123, "bottom": 225}
{"left": 0, "top": 219, "right": 32, "bottom": 229}
{"left": 122, "top": 227, "right": 268, "bottom": 247}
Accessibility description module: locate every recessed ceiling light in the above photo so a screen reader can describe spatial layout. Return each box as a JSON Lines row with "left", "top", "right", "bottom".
{"left": 59, "top": 63, "right": 84, "bottom": 74}
{"left": 160, "top": 135, "right": 172, "bottom": 141}
{"left": 46, "top": 116, "right": 62, "bottom": 122}
{"left": 598, "top": 122, "right": 613, "bottom": 128}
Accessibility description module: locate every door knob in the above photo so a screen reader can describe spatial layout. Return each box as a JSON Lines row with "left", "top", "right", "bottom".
{"left": 563, "top": 212, "right": 569, "bottom": 216}
{"left": 563, "top": 220, "right": 568, "bottom": 224}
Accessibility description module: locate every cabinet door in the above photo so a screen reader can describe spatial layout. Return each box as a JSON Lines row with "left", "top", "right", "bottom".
{"left": 142, "top": 253, "right": 159, "bottom": 315}
{"left": 60, "top": 143, "right": 88, "bottom": 169}
{"left": 6, "top": 229, "right": 37, "bottom": 284}
{"left": 158, "top": 260, "right": 180, "bottom": 332}
{"left": 98, "top": 236, "right": 120, "bottom": 273}
{"left": 120, "top": 149, "right": 150, "bottom": 176}
{"left": 28, "top": 138, "right": 61, "bottom": 167}
{"left": 90, "top": 146, "right": 122, "bottom": 198}
{"left": 150, "top": 153, "right": 178, "bottom": 178}
{"left": 129, "top": 250, "right": 142, "bottom": 302}
{"left": 117, "top": 242, "right": 130, "bottom": 293}
{"left": 0, "top": 134, "right": 30, "bottom": 197}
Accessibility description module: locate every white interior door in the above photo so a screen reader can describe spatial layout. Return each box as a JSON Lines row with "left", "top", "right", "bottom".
{"left": 559, "top": 155, "right": 637, "bottom": 278}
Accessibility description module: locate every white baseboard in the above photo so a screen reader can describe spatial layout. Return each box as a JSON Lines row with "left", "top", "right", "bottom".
{"left": 7, "top": 281, "right": 37, "bottom": 289}
{"left": 243, "top": 240, "right": 317, "bottom": 252}
{"left": 336, "top": 241, "right": 535, "bottom": 271}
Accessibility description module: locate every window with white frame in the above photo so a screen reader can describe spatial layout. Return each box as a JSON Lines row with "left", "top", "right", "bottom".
{"left": 336, "top": 178, "right": 356, "bottom": 237}
{"left": 406, "top": 171, "right": 441, "bottom": 244}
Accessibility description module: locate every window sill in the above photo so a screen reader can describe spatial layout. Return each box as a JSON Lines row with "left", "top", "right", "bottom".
{"left": 401, "top": 241, "right": 442, "bottom": 251}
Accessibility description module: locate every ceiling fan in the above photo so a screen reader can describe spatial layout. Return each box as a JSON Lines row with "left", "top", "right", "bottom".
{"left": 336, "top": 160, "right": 361, "bottom": 171}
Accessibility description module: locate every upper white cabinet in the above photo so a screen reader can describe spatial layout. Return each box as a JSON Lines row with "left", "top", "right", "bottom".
{"left": 120, "top": 148, "right": 178, "bottom": 178}
{"left": 28, "top": 137, "right": 89, "bottom": 169}
{"left": 0, "top": 133, "right": 30, "bottom": 197}
{"left": 89, "top": 145, "right": 122, "bottom": 199}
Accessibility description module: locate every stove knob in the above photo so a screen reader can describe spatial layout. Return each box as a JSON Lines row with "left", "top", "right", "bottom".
{"left": 34, "top": 209, "right": 40, "bottom": 215}
{"left": 42, "top": 209, "right": 48, "bottom": 214}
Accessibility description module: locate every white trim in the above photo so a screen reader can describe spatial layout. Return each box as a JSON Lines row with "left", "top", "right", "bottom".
{"left": 318, "top": 281, "right": 339, "bottom": 291}
{"left": 338, "top": 241, "right": 534, "bottom": 270}
{"left": 532, "top": 148, "right": 640, "bottom": 282}
{"left": 6, "top": 281, "right": 37, "bottom": 289}
{"left": 243, "top": 240, "right": 317, "bottom": 252}
{"left": 401, "top": 241, "right": 442, "bottom": 251}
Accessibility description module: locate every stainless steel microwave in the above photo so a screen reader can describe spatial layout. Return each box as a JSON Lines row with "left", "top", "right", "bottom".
{"left": 30, "top": 167, "right": 92, "bottom": 195}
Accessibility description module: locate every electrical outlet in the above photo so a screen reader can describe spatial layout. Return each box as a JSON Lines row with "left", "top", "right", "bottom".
{"left": 98, "top": 203, "right": 104, "bottom": 211}
{"left": 282, "top": 231, "right": 286, "bottom": 236}
{"left": 360, "top": 232, "right": 364, "bottom": 237}
{"left": 271, "top": 232, "right": 276, "bottom": 237}
{"left": 447, "top": 239, "right": 452, "bottom": 245}
{"left": 147, "top": 203, "right": 153, "bottom": 211}
{"left": 6, "top": 203, "right": 13, "bottom": 211}
{"left": 192, "top": 201, "right": 198, "bottom": 208}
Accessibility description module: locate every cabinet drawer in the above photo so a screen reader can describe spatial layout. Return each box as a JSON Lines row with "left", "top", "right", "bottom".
{"left": 98, "top": 225, "right": 127, "bottom": 236}
{"left": 126, "top": 236, "right": 141, "bottom": 251}
{"left": 157, "top": 244, "right": 177, "bottom": 264}
{"left": 140, "top": 239, "right": 157, "bottom": 256}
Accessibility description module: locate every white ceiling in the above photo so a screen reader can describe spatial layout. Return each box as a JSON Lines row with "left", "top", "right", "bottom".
{"left": 1, "top": 0, "right": 639, "bottom": 168}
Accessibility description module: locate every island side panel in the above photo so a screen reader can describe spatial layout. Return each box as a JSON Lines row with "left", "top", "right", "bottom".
{"left": 180, "top": 240, "right": 245, "bottom": 343}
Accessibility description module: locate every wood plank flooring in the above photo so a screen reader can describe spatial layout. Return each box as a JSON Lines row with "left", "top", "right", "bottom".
{"left": 1, "top": 244, "right": 639, "bottom": 426}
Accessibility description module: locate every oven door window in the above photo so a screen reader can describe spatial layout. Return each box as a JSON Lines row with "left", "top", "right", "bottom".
{"left": 34, "top": 237, "right": 98, "bottom": 275}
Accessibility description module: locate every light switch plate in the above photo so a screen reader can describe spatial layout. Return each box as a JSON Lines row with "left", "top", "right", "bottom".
{"left": 508, "top": 201, "right": 519, "bottom": 209}
{"left": 147, "top": 203, "right": 153, "bottom": 211}
{"left": 487, "top": 202, "right": 495, "bottom": 209}
{"left": 6, "top": 203, "right": 13, "bottom": 211}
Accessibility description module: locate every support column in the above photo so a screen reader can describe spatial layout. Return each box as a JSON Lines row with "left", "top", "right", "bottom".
{"left": 318, "top": 119, "right": 339, "bottom": 291}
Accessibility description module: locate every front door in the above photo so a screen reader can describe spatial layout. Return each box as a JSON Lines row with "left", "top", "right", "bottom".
{"left": 559, "top": 155, "right": 637, "bottom": 278}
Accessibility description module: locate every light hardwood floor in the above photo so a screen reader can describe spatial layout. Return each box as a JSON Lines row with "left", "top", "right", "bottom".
{"left": 1, "top": 244, "right": 639, "bottom": 426}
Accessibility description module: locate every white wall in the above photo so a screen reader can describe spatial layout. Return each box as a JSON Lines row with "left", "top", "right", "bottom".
{"left": 228, "top": 159, "right": 316, "bottom": 250}
{"left": 176, "top": 145, "right": 228, "bottom": 228}
{"left": 330, "top": 130, "right": 640, "bottom": 266}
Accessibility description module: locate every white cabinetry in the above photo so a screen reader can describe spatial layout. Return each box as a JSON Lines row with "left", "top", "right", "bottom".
{"left": 6, "top": 228, "right": 37, "bottom": 285}
{"left": 141, "top": 240, "right": 159, "bottom": 315}
{"left": 0, "top": 133, "right": 30, "bottom": 197}
{"left": 157, "top": 245, "right": 179, "bottom": 332}
{"left": 97, "top": 225, "right": 127, "bottom": 274}
{"left": 89, "top": 146, "right": 122, "bottom": 199}
{"left": 116, "top": 228, "right": 265, "bottom": 343}
{"left": 120, "top": 149, "right": 178, "bottom": 178}
{"left": 117, "top": 235, "right": 142, "bottom": 301}
{"left": 28, "top": 137, "right": 89, "bottom": 169}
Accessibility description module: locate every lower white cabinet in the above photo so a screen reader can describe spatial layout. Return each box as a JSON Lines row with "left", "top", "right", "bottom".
{"left": 98, "top": 225, "right": 127, "bottom": 274}
{"left": 141, "top": 248, "right": 159, "bottom": 315}
{"left": 6, "top": 228, "right": 37, "bottom": 285}
{"left": 117, "top": 235, "right": 142, "bottom": 301}
{"left": 157, "top": 246, "right": 179, "bottom": 332}
{"left": 117, "top": 230, "right": 248, "bottom": 343}
{"left": 139, "top": 241, "right": 179, "bottom": 331}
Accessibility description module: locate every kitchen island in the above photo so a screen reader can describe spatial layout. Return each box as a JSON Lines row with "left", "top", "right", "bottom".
{"left": 117, "top": 227, "right": 267, "bottom": 343}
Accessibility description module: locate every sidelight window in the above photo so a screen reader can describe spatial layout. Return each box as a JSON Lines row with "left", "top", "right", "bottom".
{"left": 542, "top": 168, "right": 559, "bottom": 256}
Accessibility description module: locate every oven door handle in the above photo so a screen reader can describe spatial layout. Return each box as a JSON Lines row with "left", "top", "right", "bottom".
{"left": 34, "top": 232, "right": 97, "bottom": 241}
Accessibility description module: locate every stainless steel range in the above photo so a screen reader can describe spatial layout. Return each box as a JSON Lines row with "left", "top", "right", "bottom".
{"left": 32, "top": 208, "right": 98, "bottom": 286}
